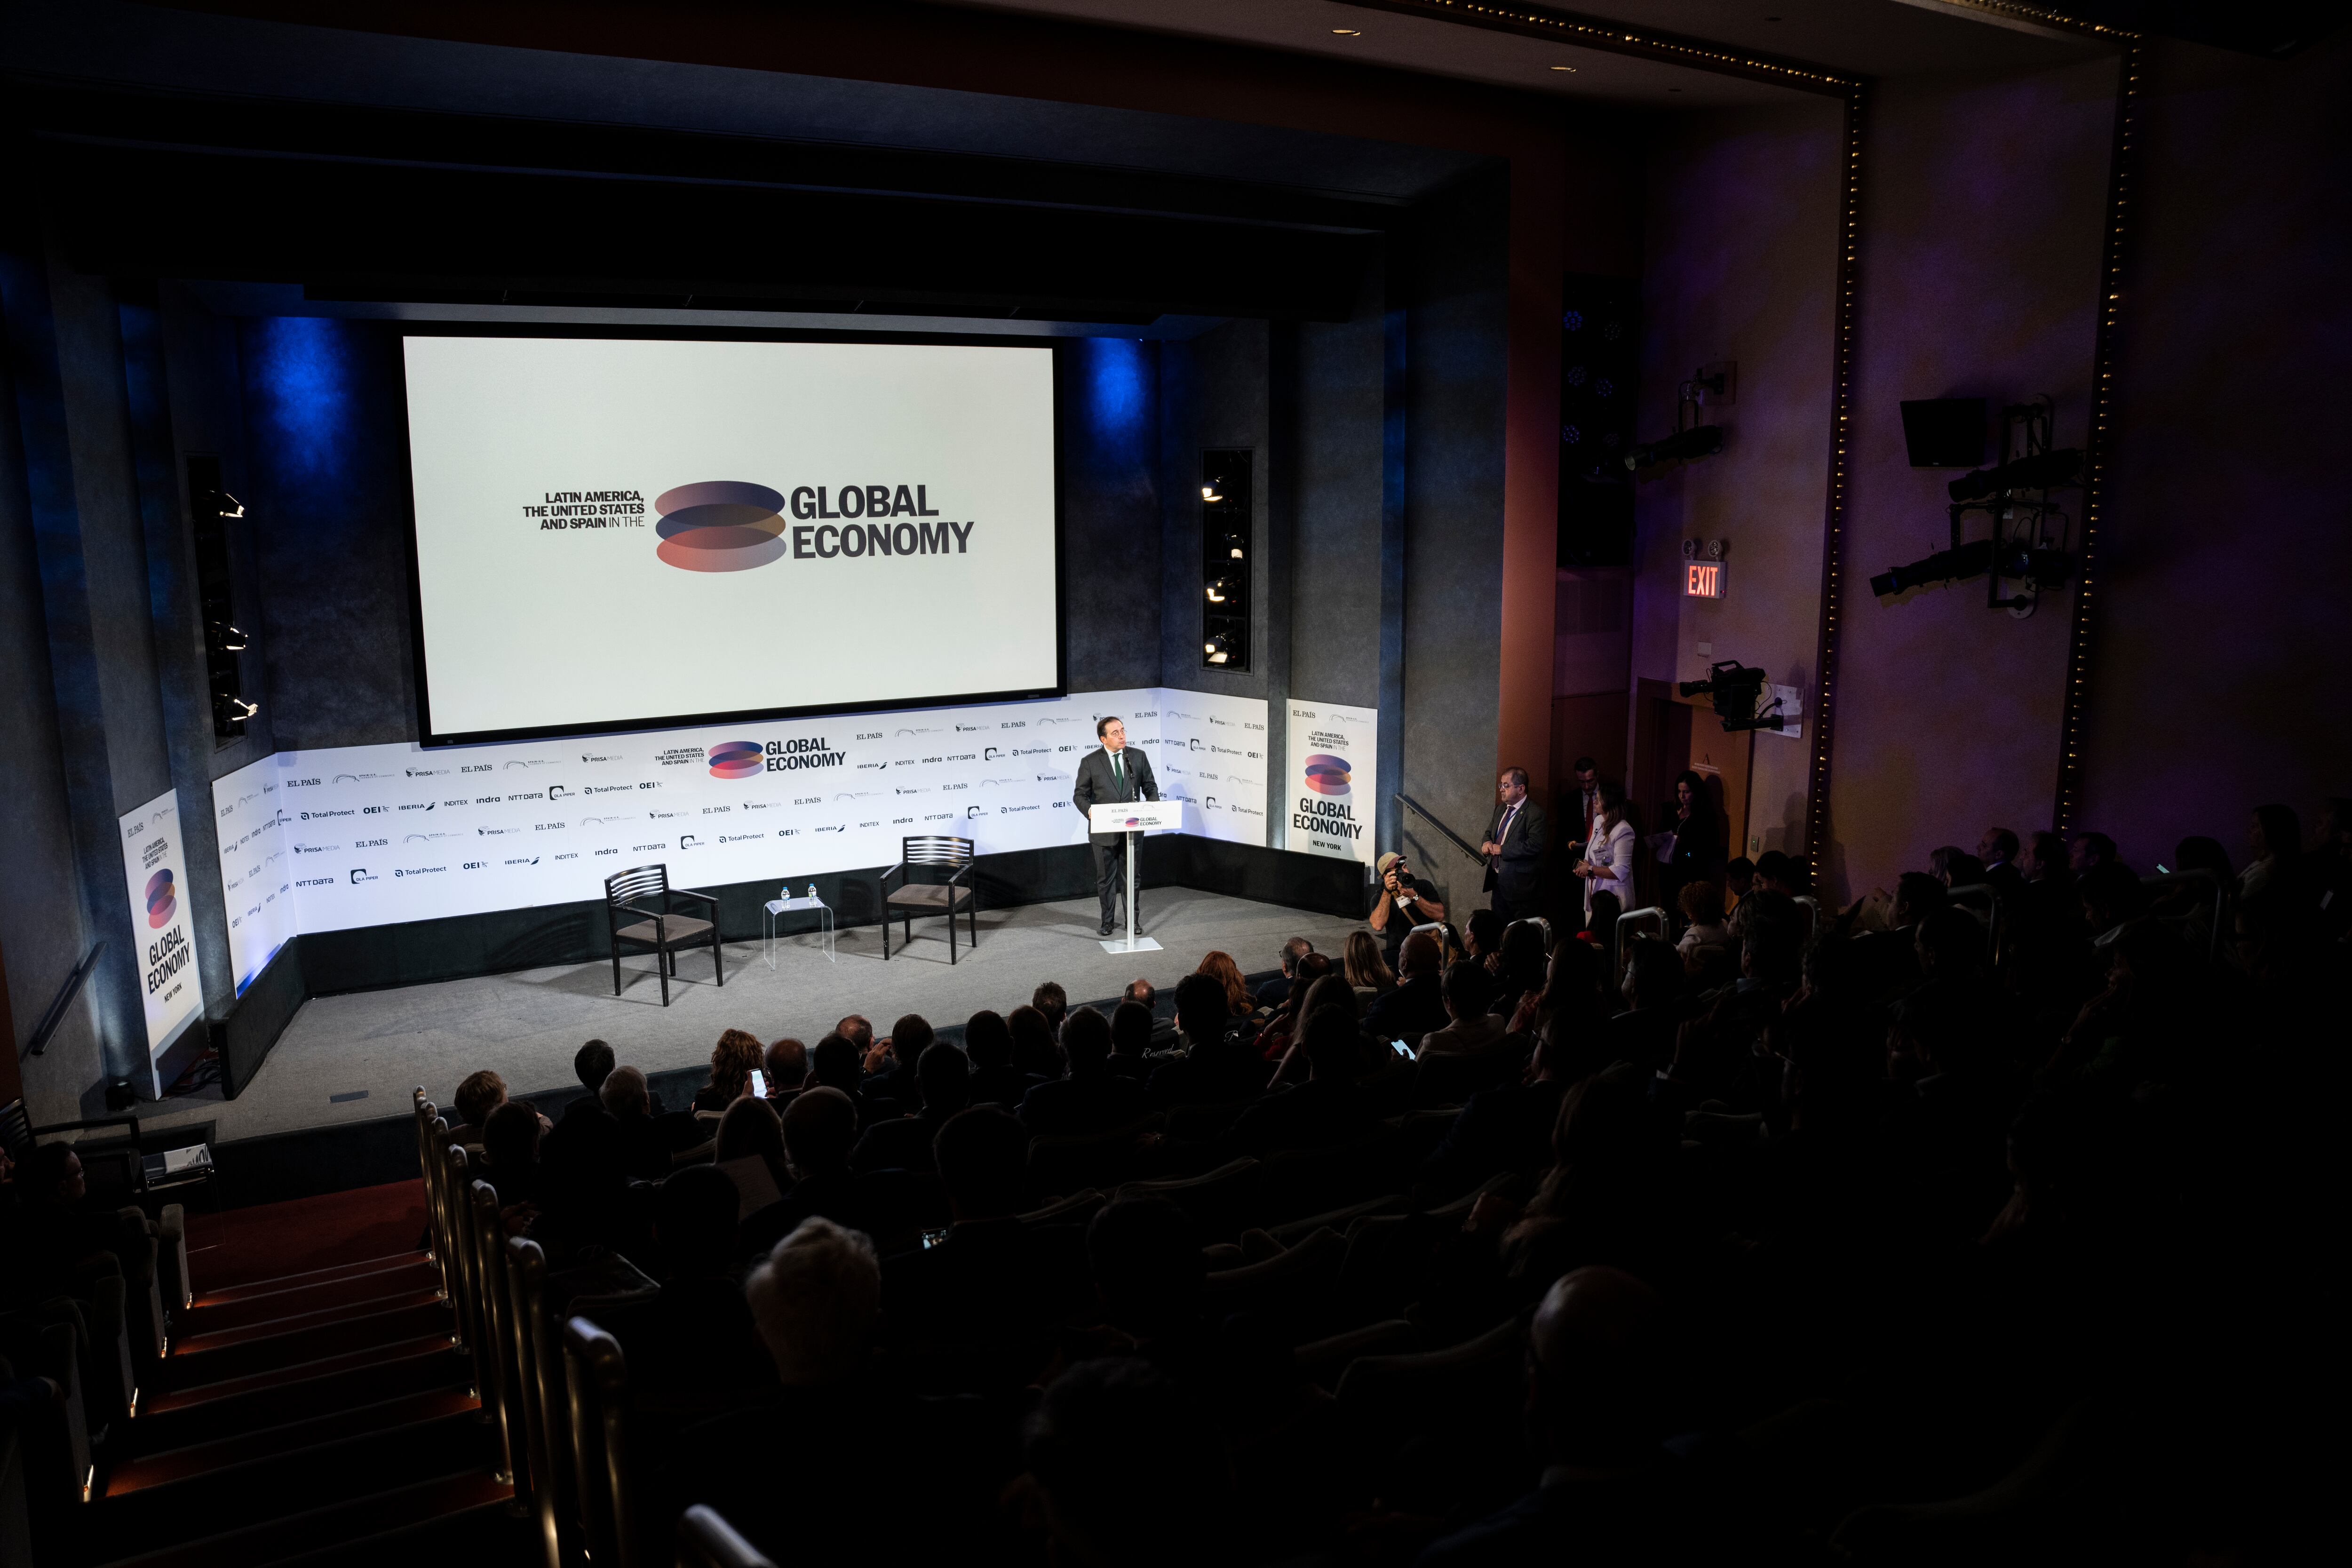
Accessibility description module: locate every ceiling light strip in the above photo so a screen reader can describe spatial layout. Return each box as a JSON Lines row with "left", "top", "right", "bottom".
{"left": 1804, "top": 84, "right": 1867, "bottom": 867}
{"left": 1329, "top": 0, "right": 1862, "bottom": 95}
{"left": 2052, "top": 39, "right": 2143, "bottom": 832}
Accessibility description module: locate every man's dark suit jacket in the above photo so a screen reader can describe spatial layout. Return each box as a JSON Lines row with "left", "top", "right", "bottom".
{"left": 1481, "top": 798, "right": 1550, "bottom": 910}
{"left": 1072, "top": 744, "right": 1160, "bottom": 845}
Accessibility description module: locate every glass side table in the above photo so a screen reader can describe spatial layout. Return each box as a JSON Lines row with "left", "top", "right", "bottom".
{"left": 763, "top": 891, "right": 835, "bottom": 968}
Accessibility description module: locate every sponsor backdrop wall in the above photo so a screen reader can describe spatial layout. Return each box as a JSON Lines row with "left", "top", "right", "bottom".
{"left": 1284, "top": 700, "right": 1381, "bottom": 868}
{"left": 215, "top": 687, "right": 1265, "bottom": 983}
{"left": 119, "top": 789, "right": 202, "bottom": 1087}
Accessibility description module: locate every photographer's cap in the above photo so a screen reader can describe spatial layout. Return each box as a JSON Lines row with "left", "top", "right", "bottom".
{"left": 1376, "top": 852, "right": 1405, "bottom": 875}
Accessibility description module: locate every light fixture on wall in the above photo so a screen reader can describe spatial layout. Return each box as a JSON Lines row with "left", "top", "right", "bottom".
{"left": 1627, "top": 362, "right": 1732, "bottom": 478}
{"left": 1201, "top": 450, "right": 1251, "bottom": 672}
{"left": 1679, "top": 660, "right": 1785, "bottom": 732}
{"left": 1873, "top": 397, "right": 2081, "bottom": 617}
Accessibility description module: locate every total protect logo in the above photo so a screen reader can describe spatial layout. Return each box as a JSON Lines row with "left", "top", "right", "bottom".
{"left": 655, "top": 482, "right": 789, "bottom": 573}
{"left": 144, "top": 869, "right": 177, "bottom": 929}
{"left": 1303, "top": 754, "right": 1352, "bottom": 796}
{"left": 708, "top": 741, "right": 764, "bottom": 780}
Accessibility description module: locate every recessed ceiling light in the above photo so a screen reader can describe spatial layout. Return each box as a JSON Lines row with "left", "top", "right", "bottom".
{"left": 1332, "top": 27, "right": 1360, "bottom": 35}
{"left": 1549, "top": 64, "right": 1577, "bottom": 72}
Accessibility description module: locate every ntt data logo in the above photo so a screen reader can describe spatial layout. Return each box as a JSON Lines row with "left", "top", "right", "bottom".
{"left": 144, "top": 869, "right": 177, "bottom": 929}
{"left": 655, "top": 481, "right": 788, "bottom": 573}
{"left": 707, "top": 741, "right": 764, "bottom": 780}
{"left": 1303, "top": 754, "right": 1352, "bottom": 796}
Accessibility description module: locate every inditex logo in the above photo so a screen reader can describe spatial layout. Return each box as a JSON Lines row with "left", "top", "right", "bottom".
{"left": 655, "top": 481, "right": 788, "bottom": 573}
{"left": 144, "top": 869, "right": 176, "bottom": 929}
{"left": 1303, "top": 754, "right": 1352, "bottom": 796}
{"left": 707, "top": 741, "right": 763, "bottom": 780}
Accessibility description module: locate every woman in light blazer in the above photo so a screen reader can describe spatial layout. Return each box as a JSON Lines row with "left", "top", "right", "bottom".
{"left": 1574, "top": 781, "right": 1638, "bottom": 921}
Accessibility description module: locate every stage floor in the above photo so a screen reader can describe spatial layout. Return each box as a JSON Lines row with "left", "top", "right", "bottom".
{"left": 139, "top": 888, "right": 1367, "bottom": 1144}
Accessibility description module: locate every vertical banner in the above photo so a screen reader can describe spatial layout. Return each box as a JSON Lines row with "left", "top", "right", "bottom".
{"left": 120, "top": 788, "right": 201, "bottom": 1081}
{"left": 1284, "top": 700, "right": 1380, "bottom": 866}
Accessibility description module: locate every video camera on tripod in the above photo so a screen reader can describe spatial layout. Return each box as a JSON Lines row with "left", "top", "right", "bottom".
{"left": 1680, "top": 661, "right": 1786, "bottom": 732}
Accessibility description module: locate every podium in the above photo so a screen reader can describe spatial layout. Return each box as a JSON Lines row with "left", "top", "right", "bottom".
{"left": 1089, "top": 799, "right": 1180, "bottom": 954}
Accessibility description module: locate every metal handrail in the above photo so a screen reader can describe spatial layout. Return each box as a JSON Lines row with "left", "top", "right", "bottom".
{"left": 24, "top": 940, "right": 105, "bottom": 1060}
{"left": 1393, "top": 792, "right": 1486, "bottom": 866}
{"left": 1613, "top": 905, "right": 1667, "bottom": 976}
{"left": 2140, "top": 868, "right": 2231, "bottom": 966}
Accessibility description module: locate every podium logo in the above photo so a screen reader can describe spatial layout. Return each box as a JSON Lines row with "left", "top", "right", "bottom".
{"left": 144, "top": 869, "right": 177, "bottom": 929}
{"left": 654, "top": 481, "right": 788, "bottom": 573}
{"left": 1303, "top": 753, "right": 1352, "bottom": 796}
{"left": 707, "top": 741, "right": 764, "bottom": 780}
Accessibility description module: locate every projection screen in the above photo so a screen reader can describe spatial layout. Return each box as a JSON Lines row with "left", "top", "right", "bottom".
{"left": 400, "top": 335, "right": 1059, "bottom": 744}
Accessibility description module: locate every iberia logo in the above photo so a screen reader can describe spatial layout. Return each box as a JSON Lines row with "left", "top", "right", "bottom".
{"left": 145, "top": 869, "right": 178, "bottom": 929}
{"left": 1303, "top": 753, "right": 1351, "bottom": 796}
{"left": 707, "top": 741, "right": 763, "bottom": 780}
{"left": 655, "top": 482, "right": 787, "bottom": 572}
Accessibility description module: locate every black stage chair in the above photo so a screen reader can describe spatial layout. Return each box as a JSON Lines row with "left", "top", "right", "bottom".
{"left": 605, "top": 865, "right": 722, "bottom": 1006}
{"left": 880, "top": 836, "right": 978, "bottom": 963}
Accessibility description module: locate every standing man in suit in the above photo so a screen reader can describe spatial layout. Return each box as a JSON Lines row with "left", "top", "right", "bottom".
{"left": 1073, "top": 716, "right": 1159, "bottom": 937}
{"left": 1481, "top": 766, "right": 1549, "bottom": 923}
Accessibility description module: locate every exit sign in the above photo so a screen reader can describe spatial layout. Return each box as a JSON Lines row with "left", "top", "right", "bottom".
{"left": 1684, "top": 560, "right": 1726, "bottom": 598}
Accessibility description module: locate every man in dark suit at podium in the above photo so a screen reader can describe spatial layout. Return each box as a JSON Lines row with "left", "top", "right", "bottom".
{"left": 1481, "top": 765, "right": 1550, "bottom": 923}
{"left": 1073, "top": 716, "right": 1160, "bottom": 936}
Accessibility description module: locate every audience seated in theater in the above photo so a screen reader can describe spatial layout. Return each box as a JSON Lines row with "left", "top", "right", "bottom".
{"left": 882, "top": 1107, "right": 1088, "bottom": 1391}
{"left": 1421, "top": 959, "right": 1510, "bottom": 1056}
{"left": 1419, "top": 1267, "right": 1689, "bottom": 1566}
{"left": 740, "top": 1086, "right": 880, "bottom": 1255}
{"left": 1197, "top": 949, "right": 1253, "bottom": 1016}
{"left": 964, "top": 1009, "right": 1042, "bottom": 1108}
{"left": 1228, "top": 1008, "right": 1378, "bottom": 1156}
{"left": 858, "top": 1012, "right": 936, "bottom": 1116}
{"left": 1462, "top": 907, "right": 1505, "bottom": 968}
{"left": 852, "top": 1037, "right": 971, "bottom": 1174}
{"left": 1418, "top": 1024, "right": 1577, "bottom": 1202}
{"left": 1487, "top": 919, "right": 1548, "bottom": 1016}
{"left": 1106, "top": 1000, "right": 1159, "bottom": 1082}
{"left": 1009, "top": 1003, "right": 1065, "bottom": 1081}
{"left": 1024, "top": 1356, "right": 1232, "bottom": 1568}
{"left": 1597, "top": 935, "right": 1683, "bottom": 1075}
{"left": 835, "top": 1012, "right": 875, "bottom": 1065}
{"left": 613, "top": 1163, "right": 777, "bottom": 1430}
{"left": 1020, "top": 1005, "right": 1150, "bottom": 1137}
{"left": 762, "top": 1036, "right": 807, "bottom": 1103}
{"left": 713, "top": 1095, "right": 792, "bottom": 1218}
{"left": 1363, "top": 930, "right": 1449, "bottom": 1050}
{"left": 5, "top": 1145, "right": 131, "bottom": 1303}
{"left": 599, "top": 1065, "right": 676, "bottom": 1182}
{"left": 2078, "top": 861, "right": 2148, "bottom": 948}
{"left": 808, "top": 1033, "right": 874, "bottom": 1124}
{"left": 1253, "top": 952, "right": 1335, "bottom": 1062}
{"left": 540, "top": 1039, "right": 625, "bottom": 1191}
{"left": 1032, "top": 981, "right": 1069, "bottom": 1039}
{"left": 1122, "top": 977, "right": 1181, "bottom": 1048}
{"left": 692, "top": 1029, "right": 765, "bottom": 1114}
{"left": 448, "top": 1067, "right": 512, "bottom": 1145}
{"left": 477, "top": 1099, "right": 546, "bottom": 1235}
{"left": 1147, "top": 972, "right": 1274, "bottom": 1107}
{"left": 1676, "top": 880, "right": 1728, "bottom": 957}
{"left": 1342, "top": 928, "right": 1396, "bottom": 1002}
{"left": 1084, "top": 1197, "right": 1208, "bottom": 1362}
{"left": 1255, "top": 936, "right": 1315, "bottom": 1010}
{"left": 1929, "top": 845, "right": 1987, "bottom": 890}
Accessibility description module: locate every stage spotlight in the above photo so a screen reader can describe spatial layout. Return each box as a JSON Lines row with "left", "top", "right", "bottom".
{"left": 1205, "top": 578, "right": 1235, "bottom": 605}
{"left": 1869, "top": 541, "right": 2075, "bottom": 599}
{"left": 1678, "top": 659, "right": 1784, "bottom": 732}
{"left": 214, "top": 694, "right": 259, "bottom": 724}
{"left": 1947, "top": 447, "right": 2081, "bottom": 502}
{"left": 1625, "top": 424, "right": 1723, "bottom": 474}
{"left": 1204, "top": 633, "right": 1235, "bottom": 666}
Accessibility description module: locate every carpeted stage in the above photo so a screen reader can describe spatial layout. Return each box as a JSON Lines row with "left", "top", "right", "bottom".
{"left": 135, "top": 888, "right": 1366, "bottom": 1201}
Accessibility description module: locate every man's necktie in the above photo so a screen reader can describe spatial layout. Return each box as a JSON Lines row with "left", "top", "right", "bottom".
{"left": 1112, "top": 751, "right": 1124, "bottom": 794}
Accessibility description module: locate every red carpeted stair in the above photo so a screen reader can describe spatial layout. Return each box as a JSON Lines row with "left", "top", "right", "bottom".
{"left": 82, "top": 1180, "right": 530, "bottom": 1568}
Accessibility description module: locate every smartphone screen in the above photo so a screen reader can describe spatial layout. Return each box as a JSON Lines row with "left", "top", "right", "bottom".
{"left": 748, "top": 1069, "right": 767, "bottom": 1098}
{"left": 1391, "top": 1039, "right": 1414, "bottom": 1060}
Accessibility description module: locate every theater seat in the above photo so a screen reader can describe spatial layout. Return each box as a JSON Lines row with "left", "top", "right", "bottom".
{"left": 1115, "top": 1158, "right": 1265, "bottom": 1243}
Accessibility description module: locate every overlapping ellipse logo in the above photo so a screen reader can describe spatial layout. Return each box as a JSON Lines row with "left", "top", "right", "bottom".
{"left": 707, "top": 741, "right": 763, "bottom": 780}
{"left": 654, "top": 481, "right": 788, "bottom": 573}
{"left": 145, "top": 868, "right": 177, "bottom": 929}
{"left": 1303, "top": 754, "right": 1352, "bottom": 796}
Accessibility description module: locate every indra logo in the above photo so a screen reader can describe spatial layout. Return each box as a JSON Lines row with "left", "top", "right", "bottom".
{"left": 707, "top": 741, "right": 764, "bottom": 780}
{"left": 1303, "top": 753, "right": 1352, "bottom": 796}
{"left": 655, "top": 482, "right": 788, "bottom": 573}
{"left": 144, "top": 869, "right": 177, "bottom": 929}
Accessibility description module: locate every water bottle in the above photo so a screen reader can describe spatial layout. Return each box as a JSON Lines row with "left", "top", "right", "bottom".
{"left": 806, "top": 882, "right": 818, "bottom": 903}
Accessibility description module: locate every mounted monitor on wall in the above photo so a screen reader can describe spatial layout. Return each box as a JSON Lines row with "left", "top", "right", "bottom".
{"left": 398, "top": 333, "right": 1062, "bottom": 745}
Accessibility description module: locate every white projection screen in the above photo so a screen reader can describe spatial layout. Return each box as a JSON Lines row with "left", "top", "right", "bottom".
{"left": 400, "top": 335, "right": 1060, "bottom": 744}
